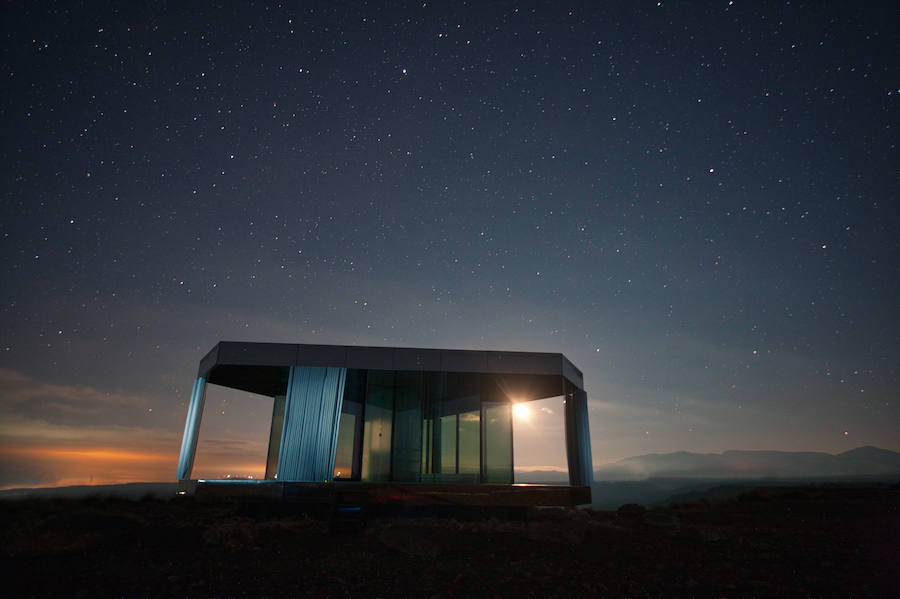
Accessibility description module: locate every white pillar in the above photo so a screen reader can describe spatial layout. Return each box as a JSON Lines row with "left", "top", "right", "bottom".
{"left": 176, "top": 376, "right": 207, "bottom": 481}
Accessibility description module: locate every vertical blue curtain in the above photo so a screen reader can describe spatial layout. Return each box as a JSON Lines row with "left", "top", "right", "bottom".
{"left": 565, "top": 388, "right": 594, "bottom": 487}
{"left": 276, "top": 366, "right": 347, "bottom": 481}
{"left": 176, "top": 376, "right": 207, "bottom": 480}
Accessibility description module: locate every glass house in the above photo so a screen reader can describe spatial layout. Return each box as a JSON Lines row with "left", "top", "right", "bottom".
{"left": 177, "top": 342, "right": 592, "bottom": 502}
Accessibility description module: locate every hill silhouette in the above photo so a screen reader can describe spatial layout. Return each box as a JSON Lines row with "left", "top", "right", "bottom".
{"left": 595, "top": 446, "right": 900, "bottom": 480}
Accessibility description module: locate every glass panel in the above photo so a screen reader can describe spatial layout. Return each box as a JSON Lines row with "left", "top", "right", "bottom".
{"left": 421, "top": 417, "right": 433, "bottom": 475}
{"left": 512, "top": 395, "right": 567, "bottom": 484}
{"left": 264, "top": 394, "right": 286, "bottom": 479}
{"left": 333, "top": 413, "right": 355, "bottom": 479}
{"left": 482, "top": 402, "right": 513, "bottom": 483}
{"left": 391, "top": 371, "right": 423, "bottom": 482}
{"left": 448, "top": 373, "right": 480, "bottom": 482}
{"left": 420, "top": 372, "right": 444, "bottom": 479}
{"left": 361, "top": 370, "right": 394, "bottom": 481}
{"left": 439, "top": 414, "right": 457, "bottom": 474}
{"left": 458, "top": 410, "right": 480, "bottom": 476}
{"left": 335, "top": 369, "right": 366, "bottom": 480}
{"left": 423, "top": 373, "right": 482, "bottom": 482}
{"left": 192, "top": 384, "right": 273, "bottom": 481}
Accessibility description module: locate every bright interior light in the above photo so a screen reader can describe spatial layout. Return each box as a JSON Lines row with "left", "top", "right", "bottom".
{"left": 513, "top": 402, "right": 531, "bottom": 420}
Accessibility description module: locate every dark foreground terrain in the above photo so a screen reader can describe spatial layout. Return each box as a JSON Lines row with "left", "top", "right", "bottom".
{"left": 2, "top": 483, "right": 897, "bottom": 598}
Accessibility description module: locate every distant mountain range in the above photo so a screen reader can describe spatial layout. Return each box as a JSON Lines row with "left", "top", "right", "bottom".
{"left": 0, "top": 482, "right": 178, "bottom": 500}
{"left": 594, "top": 446, "right": 900, "bottom": 480}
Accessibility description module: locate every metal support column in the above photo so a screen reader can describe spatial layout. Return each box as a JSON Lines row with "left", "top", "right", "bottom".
{"left": 564, "top": 385, "right": 593, "bottom": 487}
{"left": 176, "top": 376, "right": 207, "bottom": 480}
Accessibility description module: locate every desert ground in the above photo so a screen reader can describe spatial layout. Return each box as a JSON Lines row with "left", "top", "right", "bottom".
{"left": 2, "top": 483, "right": 897, "bottom": 598}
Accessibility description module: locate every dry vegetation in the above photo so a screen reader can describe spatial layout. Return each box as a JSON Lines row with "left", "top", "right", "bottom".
{"left": 2, "top": 483, "right": 897, "bottom": 598}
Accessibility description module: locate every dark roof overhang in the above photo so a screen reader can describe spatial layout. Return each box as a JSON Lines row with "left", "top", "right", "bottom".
{"left": 198, "top": 341, "right": 585, "bottom": 397}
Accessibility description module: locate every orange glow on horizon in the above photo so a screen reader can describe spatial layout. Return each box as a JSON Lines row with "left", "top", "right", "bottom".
{"left": 0, "top": 442, "right": 270, "bottom": 490}
{"left": 0, "top": 444, "right": 181, "bottom": 490}
{"left": 4, "top": 446, "right": 176, "bottom": 463}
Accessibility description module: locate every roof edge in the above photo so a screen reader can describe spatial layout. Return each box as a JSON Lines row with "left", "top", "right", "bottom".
{"left": 201, "top": 341, "right": 584, "bottom": 390}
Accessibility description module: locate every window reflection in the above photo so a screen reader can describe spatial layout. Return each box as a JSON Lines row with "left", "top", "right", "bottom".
{"left": 361, "top": 371, "right": 393, "bottom": 481}
{"left": 335, "top": 369, "right": 522, "bottom": 485}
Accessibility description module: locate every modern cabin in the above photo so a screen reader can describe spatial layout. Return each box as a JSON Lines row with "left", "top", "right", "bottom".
{"left": 176, "top": 342, "right": 592, "bottom": 506}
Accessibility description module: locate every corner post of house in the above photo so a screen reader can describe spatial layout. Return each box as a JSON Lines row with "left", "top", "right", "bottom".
{"left": 564, "top": 382, "right": 593, "bottom": 487}
{"left": 176, "top": 376, "right": 207, "bottom": 480}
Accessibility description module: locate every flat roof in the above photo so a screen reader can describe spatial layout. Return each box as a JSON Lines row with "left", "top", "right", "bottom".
{"left": 198, "top": 341, "right": 584, "bottom": 391}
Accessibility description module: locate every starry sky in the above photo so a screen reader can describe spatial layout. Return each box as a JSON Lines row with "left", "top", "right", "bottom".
{"left": 1, "top": 1, "right": 898, "bottom": 489}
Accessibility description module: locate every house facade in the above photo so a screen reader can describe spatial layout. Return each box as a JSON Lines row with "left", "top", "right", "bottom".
{"left": 177, "top": 342, "right": 592, "bottom": 497}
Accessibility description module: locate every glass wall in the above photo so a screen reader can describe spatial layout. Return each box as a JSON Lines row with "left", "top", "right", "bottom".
{"left": 192, "top": 383, "right": 274, "bottom": 481}
{"left": 333, "top": 415, "right": 356, "bottom": 479}
{"left": 458, "top": 410, "right": 480, "bottom": 476}
{"left": 333, "top": 370, "right": 366, "bottom": 479}
{"left": 421, "top": 373, "right": 481, "bottom": 482}
{"left": 333, "top": 369, "right": 524, "bottom": 485}
{"left": 482, "top": 401, "right": 513, "bottom": 483}
{"left": 192, "top": 362, "right": 570, "bottom": 486}
{"left": 392, "top": 371, "right": 424, "bottom": 481}
{"left": 264, "top": 394, "right": 286, "bottom": 479}
{"left": 512, "top": 395, "right": 567, "bottom": 483}
{"left": 453, "top": 374, "right": 482, "bottom": 481}
{"left": 437, "top": 413, "right": 457, "bottom": 475}
{"left": 420, "top": 372, "right": 441, "bottom": 477}
{"left": 361, "top": 370, "right": 393, "bottom": 481}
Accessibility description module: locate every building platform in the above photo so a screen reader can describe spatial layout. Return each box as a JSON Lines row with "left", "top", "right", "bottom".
{"left": 178, "top": 479, "right": 590, "bottom": 507}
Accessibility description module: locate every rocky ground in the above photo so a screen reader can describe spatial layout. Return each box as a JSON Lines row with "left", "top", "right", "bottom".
{"left": 2, "top": 483, "right": 898, "bottom": 598}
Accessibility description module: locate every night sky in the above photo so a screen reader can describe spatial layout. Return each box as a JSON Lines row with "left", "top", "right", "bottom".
{"left": 1, "top": 1, "right": 898, "bottom": 488}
